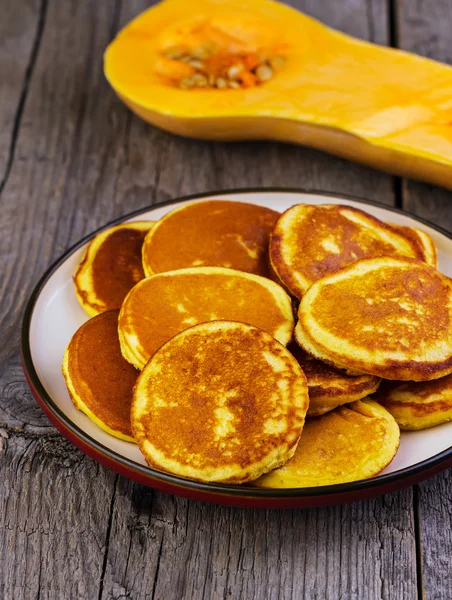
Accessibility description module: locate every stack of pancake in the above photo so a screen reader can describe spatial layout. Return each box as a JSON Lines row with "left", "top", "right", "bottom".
{"left": 63, "top": 199, "right": 452, "bottom": 488}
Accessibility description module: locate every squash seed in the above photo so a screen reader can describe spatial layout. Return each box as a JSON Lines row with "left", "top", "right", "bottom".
{"left": 256, "top": 64, "right": 273, "bottom": 81}
{"left": 216, "top": 77, "right": 228, "bottom": 89}
{"left": 188, "top": 59, "right": 205, "bottom": 70}
{"left": 228, "top": 81, "right": 241, "bottom": 89}
{"left": 192, "top": 73, "right": 208, "bottom": 87}
{"left": 227, "top": 64, "right": 244, "bottom": 79}
{"left": 191, "top": 41, "right": 217, "bottom": 60}
{"left": 270, "top": 55, "right": 285, "bottom": 69}
{"left": 191, "top": 47, "right": 208, "bottom": 60}
{"left": 179, "top": 77, "right": 195, "bottom": 89}
{"left": 163, "top": 45, "right": 185, "bottom": 59}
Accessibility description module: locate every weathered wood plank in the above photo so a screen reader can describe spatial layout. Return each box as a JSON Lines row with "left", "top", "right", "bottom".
{"left": 0, "top": 1, "right": 128, "bottom": 598}
{"left": 415, "top": 475, "right": 452, "bottom": 600}
{"left": 0, "top": 432, "right": 117, "bottom": 600}
{"left": 290, "top": 0, "right": 388, "bottom": 43}
{"left": 0, "top": 0, "right": 42, "bottom": 186}
{"left": 396, "top": 2, "right": 452, "bottom": 599}
{"left": 103, "top": 479, "right": 416, "bottom": 600}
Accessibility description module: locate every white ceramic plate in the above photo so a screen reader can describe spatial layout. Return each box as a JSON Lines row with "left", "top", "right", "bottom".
{"left": 22, "top": 189, "right": 452, "bottom": 508}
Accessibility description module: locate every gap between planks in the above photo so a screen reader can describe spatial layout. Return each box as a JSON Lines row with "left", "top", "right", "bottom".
{"left": 0, "top": 0, "right": 48, "bottom": 198}
{"left": 98, "top": 474, "right": 120, "bottom": 600}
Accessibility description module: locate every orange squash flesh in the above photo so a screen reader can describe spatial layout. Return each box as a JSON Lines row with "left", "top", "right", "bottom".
{"left": 104, "top": 0, "right": 452, "bottom": 189}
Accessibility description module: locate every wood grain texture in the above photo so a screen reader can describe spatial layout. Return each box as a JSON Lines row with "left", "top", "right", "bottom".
{"left": 0, "top": 2, "right": 125, "bottom": 599}
{"left": 415, "top": 475, "right": 452, "bottom": 600}
{"left": 3, "top": 0, "right": 451, "bottom": 598}
{"left": 0, "top": 0, "right": 42, "bottom": 186}
{"left": 102, "top": 480, "right": 416, "bottom": 600}
{"left": 396, "top": 2, "right": 452, "bottom": 598}
{"left": 289, "top": 0, "right": 388, "bottom": 43}
{"left": 0, "top": 432, "right": 117, "bottom": 599}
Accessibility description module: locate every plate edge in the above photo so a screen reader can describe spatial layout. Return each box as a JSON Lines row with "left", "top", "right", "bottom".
{"left": 21, "top": 186, "right": 452, "bottom": 501}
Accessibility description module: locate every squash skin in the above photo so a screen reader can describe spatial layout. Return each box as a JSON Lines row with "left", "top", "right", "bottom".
{"left": 105, "top": 0, "right": 452, "bottom": 189}
{"left": 119, "top": 95, "right": 452, "bottom": 189}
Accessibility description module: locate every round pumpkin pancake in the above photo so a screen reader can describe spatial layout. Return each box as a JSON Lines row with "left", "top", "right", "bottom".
{"left": 373, "top": 374, "right": 452, "bottom": 430}
{"left": 142, "top": 200, "right": 279, "bottom": 278}
{"left": 62, "top": 310, "right": 138, "bottom": 441}
{"left": 75, "top": 221, "right": 154, "bottom": 317}
{"left": 270, "top": 204, "right": 423, "bottom": 298}
{"left": 132, "top": 321, "right": 309, "bottom": 483}
{"left": 254, "top": 400, "right": 400, "bottom": 488}
{"left": 391, "top": 224, "right": 437, "bottom": 267}
{"left": 295, "top": 256, "right": 452, "bottom": 381}
{"left": 289, "top": 344, "right": 381, "bottom": 416}
{"left": 119, "top": 266, "right": 294, "bottom": 370}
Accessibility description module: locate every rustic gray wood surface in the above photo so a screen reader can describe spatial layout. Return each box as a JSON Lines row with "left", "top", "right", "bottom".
{"left": 0, "top": 1, "right": 451, "bottom": 598}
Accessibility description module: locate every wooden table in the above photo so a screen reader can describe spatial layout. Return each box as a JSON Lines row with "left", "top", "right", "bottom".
{"left": 1, "top": 1, "right": 452, "bottom": 598}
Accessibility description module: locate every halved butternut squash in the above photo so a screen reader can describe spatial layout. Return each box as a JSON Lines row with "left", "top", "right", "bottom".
{"left": 104, "top": 0, "right": 452, "bottom": 189}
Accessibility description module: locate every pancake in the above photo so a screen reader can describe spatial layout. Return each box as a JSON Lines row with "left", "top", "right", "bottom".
{"left": 295, "top": 256, "right": 452, "bottom": 381}
{"left": 391, "top": 224, "right": 437, "bottom": 267}
{"left": 62, "top": 310, "right": 138, "bottom": 441}
{"left": 132, "top": 321, "right": 309, "bottom": 483}
{"left": 289, "top": 344, "right": 381, "bottom": 416}
{"left": 75, "top": 221, "right": 154, "bottom": 317}
{"left": 119, "top": 266, "right": 294, "bottom": 370}
{"left": 142, "top": 200, "right": 279, "bottom": 278}
{"left": 270, "top": 204, "right": 423, "bottom": 298}
{"left": 373, "top": 374, "right": 452, "bottom": 430}
{"left": 253, "top": 400, "right": 400, "bottom": 488}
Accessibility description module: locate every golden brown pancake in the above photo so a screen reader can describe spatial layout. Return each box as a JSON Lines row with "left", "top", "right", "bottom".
{"left": 132, "top": 321, "right": 309, "bottom": 483}
{"left": 373, "top": 374, "right": 452, "bottom": 430}
{"left": 254, "top": 400, "right": 400, "bottom": 488}
{"left": 295, "top": 256, "right": 452, "bottom": 381}
{"left": 142, "top": 200, "right": 279, "bottom": 278}
{"left": 270, "top": 204, "right": 423, "bottom": 298}
{"left": 391, "top": 224, "right": 437, "bottom": 267}
{"left": 119, "top": 266, "right": 294, "bottom": 370}
{"left": 62, "top": 310, "right": 138, "bottom": 441}
{"left": 289, "top": 344, "right": 381, "bottom": 416}
{"left": 75, "top": 221, "right": 154, "bottom": 317}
